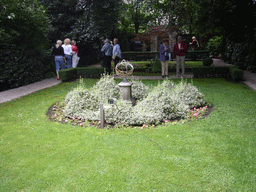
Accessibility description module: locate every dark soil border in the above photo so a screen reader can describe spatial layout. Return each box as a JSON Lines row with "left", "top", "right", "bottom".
{"left": 46, "top": 101, "right": 215, "bottom": 129}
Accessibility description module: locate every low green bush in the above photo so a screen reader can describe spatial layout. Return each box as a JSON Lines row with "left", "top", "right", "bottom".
{"left": 63, "top": 76, "right": 206, "bottom": 125}
{"left": 122, "top": 51, "right": 210, "bottom": 61}
{"left": 59, "top": 67, "right": 105, "bottom": 81}
{"left": 193, "top": 66, "right": 243, "bottom": 81}
{"left": 193, "top": 66, "right": 229, "bottom": 78}
{"left": 59, "top": 68, "right": 77, "bottom": 82}
{"left": 130, "top": 79, "right": 150, "bottom": 101}
{"left": 203, "top": 57, "right": 213, "bottom": 66}
{"left": 76, "top": 67, "right": 104, "bottom": 78}
{"left": 229, "top": 66, "right": 244, "bottom": 81}
{"left": 122, "top": 52, "right": 158, "bottom": 61}
{"left": 150, "top": 58, "right": 162, "bottom": 73}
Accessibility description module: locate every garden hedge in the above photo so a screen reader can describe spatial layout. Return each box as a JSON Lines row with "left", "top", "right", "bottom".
{"left": 122, "top": 51, "right": 210, "bottom": 61}
{"left": 193, "top": 66, "right": 229, "bottom": 78}
{"left": 59, "top": 68, "right": 77, "bottom": 82}
{"left": 229, "top": 66, "right": 244, "bottom": 81}
{"left": 76, "top": 67, "right": 105, "bottom": 78}
{"left": 59, "top": 67, "right": 105, "bottom": 82}
{"left": 193, "top": 66, "right": 244, "bottom": 81}
{"left": 59, "top": 66, "right": 243, "bottom": 82}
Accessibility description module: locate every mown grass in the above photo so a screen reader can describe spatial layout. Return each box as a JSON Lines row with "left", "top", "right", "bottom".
{"left": 0, "top": 78, "right": 256, "bottom": 191}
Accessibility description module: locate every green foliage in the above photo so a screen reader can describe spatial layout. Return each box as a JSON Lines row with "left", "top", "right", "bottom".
{"left": 91, "top": 74, "right": 120, "bottom": 103}
{"left": 76, "top": 67, "right": 105, "bottom": 78}
{"left": 229, "top": 67, "right": 244, "bottom": 81}
{"left": 64, "top": 80, "right": 100, "bottom": 120}
{"left": 195, "top": 0, "right": 256, "bottom": 72}
{"left": 192, "top": 66, "right": 230, "bottom": 78}
{"left": 122, "top": 51, "right": 158, "bottom": 61}
{"left": 203, "top": 57, "right": 213, "bottom": 66}
{"left": 69, "top": 0, "right": 121, "bottom": 45}
{"left": 39, "top": 0, "right": 83, "bottom": 45}
{"left": 59, "top": 67, "right": 105, "bottom": 82}
{"left": 1, "top": 78, "right": 256, "bottom": 191}
{"left": 120, "top": 0, "right": 158, "bottom": 34}
{"left": 207, "top": 36, "right": 223, "bottom": 56}
{"left": 0, "top": 0, "right": 52, "bottom": 91}
{"left": 130, "top": 79, "right": 150, "bottom": 101}
{"left": 122, "top": 51, "right": 210, "bottom": 61}
{"left": 59, "top": 68, "right": 77, "bottom": 82}
{"left": 150, "top": 57, "right": 162, "bottom": 73}
{"left": 63, "top": 77, "right": 206, "bottom": 125}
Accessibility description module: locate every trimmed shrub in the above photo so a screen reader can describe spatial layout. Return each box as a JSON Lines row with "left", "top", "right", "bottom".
{"left": 122, "top": 52, "right": 158, "bottom": 61}
{"left": 229, "top": 67, "right": 244, "bottom": 81}
{"left": 59, "top": 67, "right": 105, "bottom": 81}
{"left": 91, "top": 74, "right": 120, "bottom": 103}
{"left": 0, "top": 49, "right": 52, "bottom": 91}
{"left": 59, "top": 68, "right": 77, "bottom": 82}
{"left": 203, "top": 57, "right": 213, "bottom": 66}
{"left": 63, "top": 77, "right": 207, "bottom": 126}
{"left": 150, "top": 58, "right": 162, "bottom": 73}
{"left": 122, "top": 51, "right": 210, "bottom": 61}
{"left": 193, "top": 66, "right": 229, "bottom": 78}
{"left": 76, "top": 67, "right": 104, "bottom": 78}
{"left": 63, "top": 81, "right": 99, "bottom": 121}
{"left": 130, "top": 79, "right": 149, "bottom": 101}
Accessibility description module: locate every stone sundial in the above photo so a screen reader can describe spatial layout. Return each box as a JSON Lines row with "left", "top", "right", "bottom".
{"left": 115, "top": 60, "right": 134, "bottom": 103}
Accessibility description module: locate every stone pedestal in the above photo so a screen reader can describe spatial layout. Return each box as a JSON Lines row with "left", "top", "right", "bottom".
{"left": 118, "top": 81, "right": 133, "bottom": 103}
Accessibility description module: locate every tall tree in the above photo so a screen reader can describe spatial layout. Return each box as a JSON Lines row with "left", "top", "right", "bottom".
{"left": 39, "top": 0, "right": 83, "bottom": 45}
{"left": 69, "top": 0, "right": 122, "bottom": 46}
{"left": 121, "top": 0, "right": 157, "bottom": 34}
{"left": 195, "top": 0, "right": 256, "bottom": 42}
{"left": 152, "top": 0, "right": 198, "bottom": 34}
{"left": 0, "top": 0, "right": 51, "bottom": 90}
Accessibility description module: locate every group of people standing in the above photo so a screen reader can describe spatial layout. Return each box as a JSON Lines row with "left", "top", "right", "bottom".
{"left": 160, "top": 36, "right": 198, "bottom": 78}
{"left": 52, "top": 38, "right": 79, "bottom": 80}
{"left": 101, "top": 38, "right": 121, "bottom": 75}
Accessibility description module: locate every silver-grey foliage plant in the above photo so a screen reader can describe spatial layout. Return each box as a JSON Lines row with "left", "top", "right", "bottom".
{"left": 63, "top": 76, "right": 206, "bottom": 125}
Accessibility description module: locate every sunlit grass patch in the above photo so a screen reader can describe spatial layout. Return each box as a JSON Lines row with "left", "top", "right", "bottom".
{"left": 0, "top": 78, "right": 255, "bottom": 191}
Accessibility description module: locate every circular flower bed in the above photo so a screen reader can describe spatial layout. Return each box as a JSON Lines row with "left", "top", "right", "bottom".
{"left": 47, "top": 75, "right": 213, "bottom": 128}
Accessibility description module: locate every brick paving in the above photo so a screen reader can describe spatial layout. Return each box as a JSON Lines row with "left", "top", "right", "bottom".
{"left": 0, "top": 59, "right": 255, "bottom": 104}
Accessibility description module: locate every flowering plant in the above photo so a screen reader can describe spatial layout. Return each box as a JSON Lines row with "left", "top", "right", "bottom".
{"left": 63, "top": 76, "right": 207, "bottom": 126}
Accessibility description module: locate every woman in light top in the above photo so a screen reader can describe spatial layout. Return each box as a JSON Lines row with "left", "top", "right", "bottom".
{"left": 71, "top": 40, "right": 79, "bottom": 68}
{"left": 62, "top": 38, "right": 73, "bottom": 69}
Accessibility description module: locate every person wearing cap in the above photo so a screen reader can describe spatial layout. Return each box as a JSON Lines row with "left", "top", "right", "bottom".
{"left": 101, "top": 39, "right": 113, "bottom": 75}
{"left": 173, "top": 36, "right": 188, "bottom": 77}
{"left": 159, "top": 39, "right": 171, "bottom": 78}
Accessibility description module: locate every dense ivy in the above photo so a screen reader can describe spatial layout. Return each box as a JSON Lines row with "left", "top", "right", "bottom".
{"left": 0, "top": 0, "right": 52, "bottom": 91}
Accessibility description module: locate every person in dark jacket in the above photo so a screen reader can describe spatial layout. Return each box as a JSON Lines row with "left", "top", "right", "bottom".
{"left": 101, "top": 39, "right": 113, "bottom": 75}
{"left": 52, "top": 40, "right": 65, "bottom": 80}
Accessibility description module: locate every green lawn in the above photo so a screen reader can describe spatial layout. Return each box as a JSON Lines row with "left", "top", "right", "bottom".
{"left": 0, "top": 78, "right": 256, "bottom": 191}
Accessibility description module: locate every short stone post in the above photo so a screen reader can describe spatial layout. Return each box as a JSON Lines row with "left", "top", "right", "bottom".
{"left": 100, "top": 103, "right": 104, "bottom": 129}
{"left": 118, "top": 81, "right": 133, "bottom": 104}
